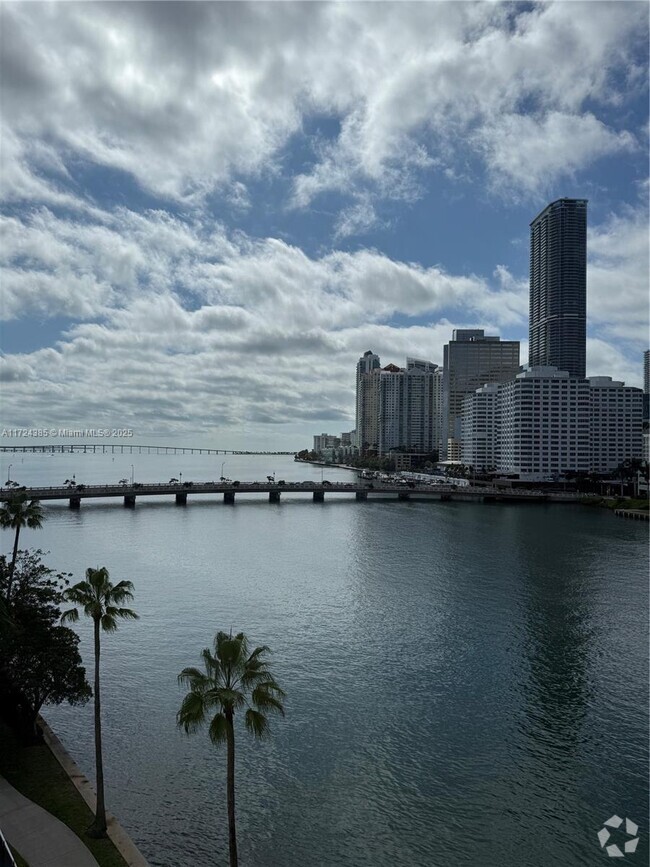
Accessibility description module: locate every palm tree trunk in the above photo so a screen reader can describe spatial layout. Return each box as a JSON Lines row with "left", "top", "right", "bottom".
{"left": 6, "top": 524, "right": 21, "bottom": 603}
{"left": 89, "top": 616, "right": 108, "bottom": 837}
{"left": 225, "top": 710, "right": 238, "bottom": 867}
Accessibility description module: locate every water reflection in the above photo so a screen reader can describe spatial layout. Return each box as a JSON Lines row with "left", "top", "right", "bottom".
{"left": 518, "top": 520, "right": 595, "bottom": 755}
{"left": 17, "top": 457, "right": 647, "bottom": 867}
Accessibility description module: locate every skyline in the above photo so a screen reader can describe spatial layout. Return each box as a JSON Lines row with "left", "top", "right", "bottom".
{"left": 0, "top": 1, "right": 648, "bottom": 448}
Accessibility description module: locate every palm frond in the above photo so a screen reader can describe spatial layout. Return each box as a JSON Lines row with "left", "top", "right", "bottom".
{"left": 62, "top": 582, "right": 94, "bottom": 605}
{"left": 209, "top": 687, "right": 246, "bottom": 711}
{"left": 178, "top": 667, "right": 210, "bottom": 690}
{"left": 179, "top": 630, "right": 285, "bottom": 751}
{"left": 177, "top": 691, "right": 207, "bottom": 733}
{"left": 62, "top": 570, "right": 138, "bottom": 634}
{"left": 217, "top": 634, "right": 245, "bottom": 669}
{"left": 241, "top": 656, "right": 272, "bottom": 686}
{"left": 61, "top": 608, "right": 79, "bottom": 624}
{"left": 247, "top": 645, "right": 271, "bottom": 662}
{"left": 100, "top": 613, "right": 119, "bottom": 632}
{"left": 109, "top": 580, "right": 136, "bottom": 604}
{"left": 245, "top": 708, "right": 269, "bottom": 739}
{"left": 84, "top": 602, "right": 101, "bottom": 618}
{"left": 208, "top": 712, "right": 229, "bottom": 745}
{"left": 0, "top": 497, "right": 43, "bottom": 531}
{"left": 201, "top": 646, "right": 221, "bottom": 679}
{"left": 251, "top": 683, "right": 285, "bottom": 716}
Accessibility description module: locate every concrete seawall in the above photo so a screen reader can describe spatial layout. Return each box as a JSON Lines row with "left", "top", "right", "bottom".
{"left": 38, "top": 716, "right": 150, "bottom": 867}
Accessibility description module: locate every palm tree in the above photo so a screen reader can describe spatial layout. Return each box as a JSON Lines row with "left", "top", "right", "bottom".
{"left": 177, "top": 631, "right": 285, "bottom": 867}
{"left": 0, "top": 495, "right": 44, "bottom": 601}
{"left": 61, "top": 567, "right": 138, "bottom": 838}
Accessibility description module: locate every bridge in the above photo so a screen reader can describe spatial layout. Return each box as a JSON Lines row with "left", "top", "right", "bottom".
{"left": 0, "top": 443, "right": 296, "bottom": 456}
{"left": 0, "top": 481, "right": 579, "bottom": 508}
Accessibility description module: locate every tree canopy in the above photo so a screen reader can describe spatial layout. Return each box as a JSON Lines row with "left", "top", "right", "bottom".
{"left": 0, "top": 550, "right": 90, "bottom": 738}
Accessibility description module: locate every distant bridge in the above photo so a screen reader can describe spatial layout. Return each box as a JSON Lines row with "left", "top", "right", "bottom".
{"left": 0, "top": 443, "right": 296, "bottom": 456}
{"left": 0, "top": 481, "right": 579, "bottom": 508}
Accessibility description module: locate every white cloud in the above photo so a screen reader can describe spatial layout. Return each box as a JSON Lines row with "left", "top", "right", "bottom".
{"left": 2, "top": 191, "right": 645, "bottom": 440}
{"left": 478, "top": 112, "right": 637, "bottom": 194}
{"left": 588, "top": 205, "right": 649, "bottom": 347}
{"left": 587, "top": 337, "right": 644, "bottom": 387}
{"left": 0, "top": 1, "right": 645, "bottom": 216}
{"left": 0, "top": 2, "right": 646, "bottom": 441}
{"left": 0, "top": 198, "right": 535, "bottom": 439}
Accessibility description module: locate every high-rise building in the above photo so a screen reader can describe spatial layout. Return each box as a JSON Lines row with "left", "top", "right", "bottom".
{"left": 402, "top": 359, "right": 442, "bottom": 455}
{"left": 432, "top": 366, "right": 444, "bottom": 454}
{"left": 442, "top": 329, "right": 520, "bottom": 460}
{"left": 643, "top": 349, "right": 650, "bottom": 424}
{"left": 355, "top": 350, "right": 381, "bottom": 450}
{"left": 498, "top": 367, "right": 590, "bottom": 480}
{"left": 377, "top": 363, "right": 403, "bottom": 454}
{"left": 529, "top": 198, "right": 588, "bottom": 378}
{"left": 461, "top": 383, "right": 499, "bottom": 472}
{"left": 588, "top": 377, "right": 644, "bottom": 472}
{"left": 313, "top": 433, "right": 341, "bottom": 452}
{"left": 355, "top": 353, "right": 442, "bottom": 456}
{"left": 460, "top": 368, "right": 644, "bottom": 481}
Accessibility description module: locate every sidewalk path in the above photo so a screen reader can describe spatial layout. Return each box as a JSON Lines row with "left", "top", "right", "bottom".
{"left": 0, "top": 775, "right": 99, "bottom": 867}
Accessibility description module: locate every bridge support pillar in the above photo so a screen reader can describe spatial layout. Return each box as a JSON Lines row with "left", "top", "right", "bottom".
{"left": 269, "top": 491, "right": 281, "bottom": 503}
{"left": 224, "top": 491, "right": 235, "bottom": 505}
{"left": 356, "top": 491, "right": 368, "bottom": 501}
{"left": 398, "top": 492, "right": 410, "bottom": 501}
{"left": 313, "top": 490, "right": 324, "bottom": 502}
{"left": 123, "top": 494, "right": 136, "bottom": 508}
{"left": 175, "top": 492, "right": 187, "bottom": 505}
{"left": 69, "top": 496, "right": 81, "bottom": 509}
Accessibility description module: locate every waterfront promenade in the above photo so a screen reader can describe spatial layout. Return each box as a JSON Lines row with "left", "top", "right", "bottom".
{"left": 0, "top": 776, "right": 99, "bottom": 867}
{"left": 0, "top": 480, "right": 579, "bottom": 508}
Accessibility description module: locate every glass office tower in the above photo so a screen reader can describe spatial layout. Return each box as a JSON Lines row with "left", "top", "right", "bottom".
{"left": 529, "top": 198, "right": 588, "bottom": 378}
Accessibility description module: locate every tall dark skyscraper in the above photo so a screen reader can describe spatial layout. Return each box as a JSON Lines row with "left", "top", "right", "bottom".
{"left": 529, "top": 198, "right": 587, "bottom": 378}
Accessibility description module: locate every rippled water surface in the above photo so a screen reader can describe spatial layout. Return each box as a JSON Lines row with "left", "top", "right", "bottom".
{"left": 7, "top": 453, "right": 648, "bottom": 866}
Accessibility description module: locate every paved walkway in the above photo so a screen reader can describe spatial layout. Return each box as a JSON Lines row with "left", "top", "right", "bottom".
{"left": 0, "top": 775, "right": 99, "bottom": 867}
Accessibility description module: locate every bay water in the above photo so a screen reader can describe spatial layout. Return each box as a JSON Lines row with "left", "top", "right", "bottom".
{"left": 4, "top": 452, "right": 648, "bottom": 866}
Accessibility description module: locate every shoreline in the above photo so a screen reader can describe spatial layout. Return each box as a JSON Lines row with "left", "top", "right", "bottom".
{"left": 38, "top": 715, "right": 150, "bottom": 867}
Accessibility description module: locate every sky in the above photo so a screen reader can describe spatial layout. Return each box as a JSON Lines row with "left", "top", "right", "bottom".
{"left": 0, "top": 1, "right": 648, "bottom": 449}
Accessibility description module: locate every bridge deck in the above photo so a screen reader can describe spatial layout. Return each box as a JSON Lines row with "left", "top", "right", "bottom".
{"left": 0, "top": 481, "right": 578, "bottom": 504}
{"left": 0, "top": 443, "right": 295, "bottom": 455}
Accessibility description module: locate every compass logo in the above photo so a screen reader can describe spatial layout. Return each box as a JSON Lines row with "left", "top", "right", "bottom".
{"left": 597, "top": 815, "right": 639, "bottom": 857}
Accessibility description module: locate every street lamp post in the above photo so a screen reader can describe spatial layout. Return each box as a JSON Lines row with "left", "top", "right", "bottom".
{"left": 221, "top": 461, "right": 226, "bottom": 479}
{"left": 130, "top": 464, "right": 134, "bottom": 484}
{"left": 179, "top": 472, "right": 183, "bottom": 484}
{"left": 6, "top": 464, "right": 12, "bottom": 484}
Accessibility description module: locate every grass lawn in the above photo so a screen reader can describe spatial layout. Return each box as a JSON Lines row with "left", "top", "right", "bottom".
{"left": 0, "top": 721, "right": 128, "bottom": 867}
